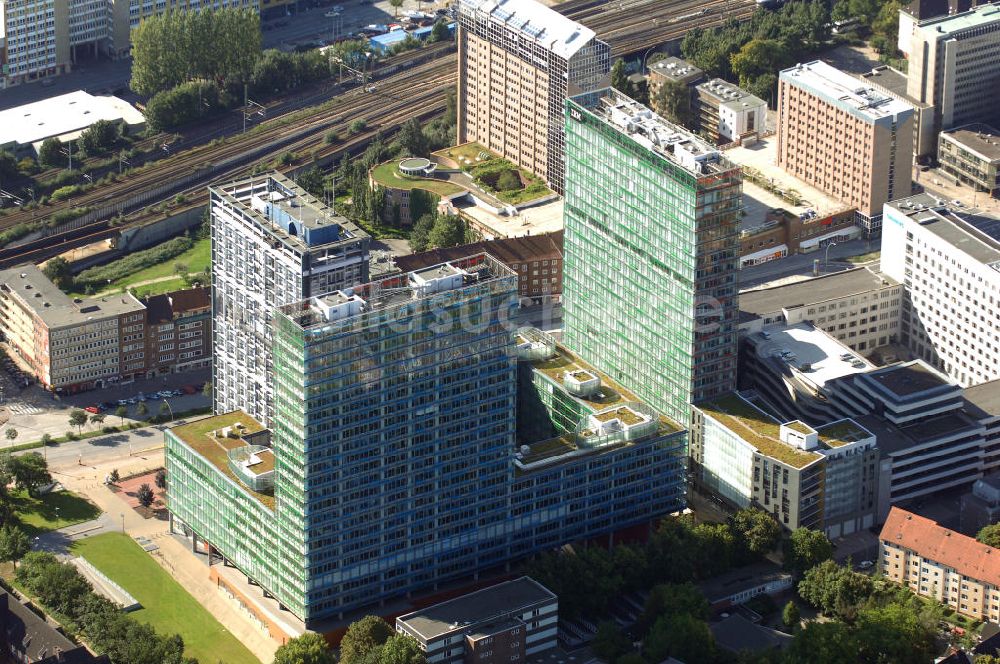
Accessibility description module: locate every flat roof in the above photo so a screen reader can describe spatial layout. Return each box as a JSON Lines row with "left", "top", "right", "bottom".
{"left": 780, "top": 61, "right": 914, "bottom": 123}
{"left": 463, "top": 0, "right": 599, "bottom": 59}
{"left": 697, "top": 78, "right": 767, "bottom": 112}
{"left": 886, "top": 193, "right": 1000, "bottom": 265}
{"left": 168, "top": 412, "right": 273, "bottom": 509}
{"left": 397, "top": 576, "right": 556, "bottom": 641}
{"left": 740, "top": 267, "right": 896, "bottom": 318}
{"left": 648, "top": 57, "right": 704, "bottom": 84}
{"left": 859, "top": 65, "right": 928, "bottom": 108}
{"left": 965, "top": 379, "right": 1000, "bottom": 417}
{"left": 752, "top": 322, "right": 876, "bottom": 389}
{"left": 572, "top": 88, "right": 736, "bottom": 177}
{"left": 281, "top": 253, "right": 515, "bottom": 330}
{"left": 856, "top": 410, "right": 980, "bottom": 454}
{"left": 698, "top": 562, "right": 792, "bottom": 602}
{"left": 859, "top": 361, "right": 953, "bottom": 399}
{"left": 0, "top": 90, "right": 145, "bottom": 149}
{"left": 941, "top": 124, "right": 1000, "bottom": 162}
{"left": 211, "top": 173, "right": 368, "bottom": 255}
{"left": 914, "top": 2, "right": 1000, "bottom": 36}
{"left": 0, "top": 264, "right": 145, "bottom": 329}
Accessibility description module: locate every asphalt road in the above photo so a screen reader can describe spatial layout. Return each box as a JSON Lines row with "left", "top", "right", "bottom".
{"left": 738, "top": 238, "right": 879, "bottom": 290}
{"left": 26, "top": 424, "right": 170, "bottom": 470}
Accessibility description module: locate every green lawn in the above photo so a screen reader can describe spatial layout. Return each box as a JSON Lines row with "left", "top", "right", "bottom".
{"left": 370, "top": 162, "right": 464, "bottom": 197}
{"left": 71, "top": 237, "right": 211, "bottom": 298}
{"left": 846, "top": 250, "right": 881, "bottom": 264}
{"left": 73, "top": 533, "right": 258, "bottom": 664}
{"left": 12, "top": 489, "right": 102, "bottom": 537}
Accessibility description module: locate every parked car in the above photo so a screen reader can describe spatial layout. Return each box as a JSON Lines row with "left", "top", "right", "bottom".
{"left": 84, "top": 406, "right": 100, "bottom": 414}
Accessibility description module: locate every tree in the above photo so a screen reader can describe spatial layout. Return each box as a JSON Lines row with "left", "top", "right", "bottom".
{"left": 135, "top": 401, "right": 150, "bottom": 420}
{"left": 496, "top": 170, "right": 521, "bottom": 191}
{"left": 273, "top": 632, "right": 336, "bottom": 664}
{"left": 0, "top": 524, "right": 30, "bottom": 568}
{"left": 611, "top": 58, "right": 628, "bottom": 94}
{"left": 40, "top": 433, "right": 52, "bottom": 449}
{"left": 349, "top": 119, "right": 368, "bottom": 135}
{"left": 782, "top": 600, "right": 801, "bottom": 632}
{"left": 109, "top": 469, "right": 121, "bottom": 484}
{"left": 730, "top": 38, "right": 788, "bottom": 101}
{"left": 785, "top": 621, "right": 858, "bottom": 664}
{"left": 644, "top": 613, "right": 714, "bottom": 663}
{"left": 616, "top": 655, "right": 645, "bottom": 664}
{"left": 156, "top": 469, "right": 167, "bottom": 490}
{"left": 158, "top": 401, "right": 171, "bottom": 420}
{"left": 398, "top": 118, "right": 429, "bottom": 157}
{"left": 427, "top": 215, "right": 467, "bottom": 249}
{"left": 856, "top": 600, "right": 936, "bottom": 664}
{"left": 786, "top": 527, "right": 833, "bottom": 574}
{"left": 202, "top": 381, "right": 212, "bottom": 400}
{"left": 69, "top": 408, "right": 89, "bottom": 435}
{"left": 977, "top": 523, "right": 1000, "bottom": 548}
{"left": 641, "top": 582, "right": 709, "bottom": 632}
{"left": 38, "top": 137, "right": 63, "bottom": 169}
{"left": 79, "top": 119, "right": 119, "bottom": 157}
{"left": 9, "top": 453, "right": 51, "bottom": 497}
{"left": 797, "top": 559, "right": 874, "bottom": 620}
{"left": 115, "top": 405, "right": 129, "bottom": 426}
{"left": 691, "top": 521, "right": 736, "bottom": 577}
{"left": 592, "top": 622, "right": 630, "bottom": 662}
{"left": 654, "top": 78, "right": 693, "bottom": 128}
{"left": 90, "top": 413, "right": 106, "bottom": 428}
{"left": 136, "top": 483, "right": 156, "bottom": 509}
{"left": 4, "top": 428, "right": 17, "bottom": 444}
{"left": 380, "top": 634, "right": 427, "bottom": 664}
{"left": 731, "top": 508, "right": 781, "bottom": 560}
{"left": 340, "top": 616, "right": 393, "bottom": 664}
{"left": 0, "top": 150, "right": 20, "bottom": 183}
{"left": 430, "top": 19, "right": 450, "bottom": 43}
{"left": 409, "top": 213, "right": 436, "bottom": 252}
{"left": 389, "top": 0, "right": 403, "bottom": 16}
{"left": 43, "top": 257, "right": 74, "bottom": 290}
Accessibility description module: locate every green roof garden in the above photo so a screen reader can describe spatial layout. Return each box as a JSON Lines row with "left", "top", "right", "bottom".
{"left": 816, "top": 419, "right": 872, "bottom": 448}
{"left": 699, "top": 394, "right": 821, "bottom": 469}
{"left": 370, "top": 161, "right": 465, "bottom": 197}
{"left": 169, "top": 412, "right": 275, "bottom": 509}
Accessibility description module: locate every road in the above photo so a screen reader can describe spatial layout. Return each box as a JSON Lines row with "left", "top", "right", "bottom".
{"left": 20, "top": 423, "right": 172, "bottom": 469}
{"left": 738, "top": 238, "right": 879, "bottom": 290}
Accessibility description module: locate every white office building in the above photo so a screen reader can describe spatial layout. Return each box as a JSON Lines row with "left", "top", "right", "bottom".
{"left": 881, "top": 192, "right": 1000, "bottom": 387}
{"left": 209, "top": 173, "right": 370, "bottom": 425}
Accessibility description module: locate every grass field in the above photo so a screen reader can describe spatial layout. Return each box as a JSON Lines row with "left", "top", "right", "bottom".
{"left": 72, "top": 237, "right": 211, "bottom": 298}
{"left": 846, "top": 250, "right": 881, "bottom": 264}
{"left": 73, "top": 533, "right": 258, "bottom": 664}
{"left": 370, "top": 162, "right": 464, "bottom": 196}
{"left": 12, "top": 489, "right": 101, "bottom": 537}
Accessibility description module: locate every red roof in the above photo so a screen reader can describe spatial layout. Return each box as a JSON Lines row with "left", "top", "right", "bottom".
{"left": 880, "top": 506, "right": 1000, "bottom": 584}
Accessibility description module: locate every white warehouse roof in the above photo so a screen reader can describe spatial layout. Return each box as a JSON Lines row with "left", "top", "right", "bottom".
{"left": 0, "top": 90, "right": 146, "bottom": 153}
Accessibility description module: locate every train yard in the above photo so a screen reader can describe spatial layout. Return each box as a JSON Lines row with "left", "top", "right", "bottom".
{"left": 0, "top": 0, "right": 759, "bottom": 268}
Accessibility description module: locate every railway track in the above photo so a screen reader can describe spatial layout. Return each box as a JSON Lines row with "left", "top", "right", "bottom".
{"left": 0, "top": 0, "right": 761, "bottom": 266}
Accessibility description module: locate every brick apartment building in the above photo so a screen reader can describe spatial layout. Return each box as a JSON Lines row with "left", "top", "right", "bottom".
{"left": 393, "top": 231, "right": 563, "bottom": 304}
{"left": 777, "top": 61, "right": 914, "bottom": 235}
{"left": 143, "top": 287, "right": 211, "bottom": 376}
{"left": 0, "top": 264, "right": 210, "bottom": 393}
{"left": 880, "top": 507, "right": 1000, "bottom": 622}
{"left": 738, "top": 207, "right": 858, "bottom": 267}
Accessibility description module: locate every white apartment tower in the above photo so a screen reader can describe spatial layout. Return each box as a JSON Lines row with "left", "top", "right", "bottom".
{"left": 907, "top": 3, "right": 1000, "bottom": 133}
{"left": 457, "top": 0, "right": 610, "bottom": 194}
{"left": 209, "top": 173, "right": 370, "bottom": 425}
{"left": 881, "top": 192, "right": 1000, "bottom": 387}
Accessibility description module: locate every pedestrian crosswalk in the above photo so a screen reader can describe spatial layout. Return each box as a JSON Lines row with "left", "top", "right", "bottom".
{"left": 3, "top": 401, "right": 43, "bottom": 416}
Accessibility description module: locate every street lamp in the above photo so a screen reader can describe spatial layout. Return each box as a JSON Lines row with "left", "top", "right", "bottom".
{"left": 120, "top": 512, "right": 125, "bottom": 533}
{"left": 824, "top": 241, "right": 838, "bottom": 270}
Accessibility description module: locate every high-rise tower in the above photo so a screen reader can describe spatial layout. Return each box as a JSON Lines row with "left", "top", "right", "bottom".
{"left": 562, "top": 89, "right": 742, "bottom": 424}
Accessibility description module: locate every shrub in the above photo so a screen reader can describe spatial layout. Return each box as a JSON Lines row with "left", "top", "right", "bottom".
{"left": 496, "top": 169, "right": 522, "bottom": 191}
{"left": 325, "top": 130, "right": 339, "bottom": 145}
{"left": 51, "top": 184, "right": 84, "bottom": 201}
{"left": 75, "top": 236, "right": 193, "bottom": 289}
{"left": 348, "top": 119, "right": 368, "bottom": 135}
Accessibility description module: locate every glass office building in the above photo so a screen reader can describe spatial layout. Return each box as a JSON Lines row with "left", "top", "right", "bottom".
{"left": 562, "top": 89, "right": 742, "bottom": 424}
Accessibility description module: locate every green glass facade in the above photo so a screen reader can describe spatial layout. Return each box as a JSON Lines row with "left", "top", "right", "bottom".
{"left": 562, "top": 89, "right": 742, "bottom": 425}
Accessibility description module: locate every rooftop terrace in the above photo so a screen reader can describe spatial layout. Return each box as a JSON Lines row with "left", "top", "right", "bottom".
{"left": 169, "top": 412, "right": 274, "bottom": 509}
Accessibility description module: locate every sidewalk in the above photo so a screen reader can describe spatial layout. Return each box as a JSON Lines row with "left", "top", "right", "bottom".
{"left": 54, "top": 451, "right": 278, "bottom": 663}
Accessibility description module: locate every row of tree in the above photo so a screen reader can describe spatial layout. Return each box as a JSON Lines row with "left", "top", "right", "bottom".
{"left": 13, "top": 551, "right": 196, "bottom": 664}
{"left": 273, "top": 615, "right": 426, "bottom": 664}
{"left": 130, "top": 8, "right": 261, "bottom": 96}
{"left": 526, "top": 508, "right": 782, "bottom": 620}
